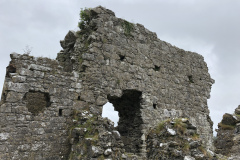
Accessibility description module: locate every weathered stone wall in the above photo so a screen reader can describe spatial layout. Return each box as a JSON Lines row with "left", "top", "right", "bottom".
{"left": 0, "top": 6, "right": 215, "bottom": 159}
{"left": 0, "top": 53, "right": 82, "bottom": 159}
{"left": 147, "top": 118, "right": 216, "bottom": 159}
{"left": 57, "top": 6, "right": 215, "bottom": 152}
{"left": 215, "top": 106, "right": 240, "bottom": 159}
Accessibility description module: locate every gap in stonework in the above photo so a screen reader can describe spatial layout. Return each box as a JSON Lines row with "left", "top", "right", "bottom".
{"left": 102, "top": 102, "right": 119, "bottom": 127}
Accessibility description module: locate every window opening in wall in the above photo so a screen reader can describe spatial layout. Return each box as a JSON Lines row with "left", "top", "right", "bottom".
{"left": 77, "top": 96, "right": 80, "bottom": 100}
{"left": 108, "top": 90, "right": 143, "bottom": 154}
{"left": 102, "top": 102, "right": 119, "bottom": 127}
{"left": 153, "top": 104, "right": 157, "bottom": 109}
{"left": 119, "top": 55, "right": 125, "bottom": 61}
{"left": 24, "top": 91, "right": 51, "bottom": 116}
{"left": 188, "top": 75, "right": 194, "bottom": 83}
{"left": 59, "top": 109, "right": 63, "bottom": 116}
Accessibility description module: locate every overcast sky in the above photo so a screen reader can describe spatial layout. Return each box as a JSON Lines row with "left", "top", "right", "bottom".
{"left": 1, "top": 0, "right": 240, "bottom": 134}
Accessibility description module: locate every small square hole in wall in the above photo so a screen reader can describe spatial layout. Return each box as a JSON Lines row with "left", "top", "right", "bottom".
{"left": 153, "top": 104, "right": 157, "bottom": 109}
{"left": 59, "top": 109, "right": 63, "bottom": 116}
{"left": 154, "top": 65, "right": 160, "bottom": 71}
{"left": 77, "top": 96, "right": 80, "bottom": 101}
{"left": 119, "top": 55, "right": 125, "bottom": 61}
{"left": 188, "top": 75, "right": 194, "bottom": 83}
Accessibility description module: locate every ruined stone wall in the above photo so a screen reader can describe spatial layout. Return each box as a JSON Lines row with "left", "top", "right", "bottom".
{"left": 57, "top": 6, "right": 215, "bottom": 152}
{"left": 0, "top": 53, "right": 83, "bottom": 159}
{"left": 0, "top": 6, "right": 215, "bottom": 159}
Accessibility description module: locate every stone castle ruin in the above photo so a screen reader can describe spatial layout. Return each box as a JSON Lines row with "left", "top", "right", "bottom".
{"left": 0, "top": 6, "right": 216, "bottom": 159}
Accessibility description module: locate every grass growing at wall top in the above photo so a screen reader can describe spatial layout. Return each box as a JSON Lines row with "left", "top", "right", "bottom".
{"left": 122, "top": 20, "right": 134, "bottom": 36}
{"left": 78, "top": 8, "right": 91, "bottom": 30}
{"left": 173, "top": 118, "right": 188, "bottom": 134}
{"left": 218, "top": 122, "right": 235, "bottom": 130}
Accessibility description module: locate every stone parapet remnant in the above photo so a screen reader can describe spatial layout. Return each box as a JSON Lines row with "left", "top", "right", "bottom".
{"left": 0, "top": 6, "right": 214, "bottom": 159}
{"left": 215, "top": 105, "right": 240, "bottom": 159}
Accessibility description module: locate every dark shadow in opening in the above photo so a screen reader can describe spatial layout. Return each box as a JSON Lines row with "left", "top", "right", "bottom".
{"left": 188, "top": 75, "right": 194, "bottom": 83}
{"left": 119, "top": 55, "right": 125, "bottom": 61}
{"left": 153, "top": 104, "right": 157, "bottom": 109}
{"left": 59, "top": 109, "right": 63, "bottom": 116}
{"left": 154, "top": 65, "right": 160, "bottom": 71}
{"left": 108, "top": 90, "right": 143, "bottom": 154}
{"left": 6, "top": 64, "right": 16, "bottom": 77}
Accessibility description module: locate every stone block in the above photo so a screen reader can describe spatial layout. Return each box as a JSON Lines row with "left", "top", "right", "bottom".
{"left": 18, "top": 144, "right": 30, "bottom": 152}
{"left": 6, "top": 116, "right": 17, "bottom": 121}
{"left": 33, "top": 128, "right": 45, "bottom": 135}
{"left": 60, "top": 30, "right": 76, "bottom": 49}
{"left": 0, "top": 133, "right": 10, "bottom": 142}
{"left": 221, "top": 113, "right": 237, "bottom": 126}
{"left": 0, "top": 104, "right": 11, "bottom": 113}
{"left": 6, "top": 91, "right": 23, "bottom": 103}
{"left": 235, "top": 108, "right": 240, "bottom": 115}
{"left": 112, "top": 131, "right": 121, "bottom": 140}
{"left": 12, "top": 105, "right": 28, "bottom": 114}
{"left": 96, "top": 96, "right": 107, "bottom": 106}
{"left": 31, "top": 142, "right": 43, "bottom": 151}
{"left": 104, "top": 148, "right": 112, "bottom": 156}
{"left": 82, "top": 53, "right": 95, "bottom": 61}
{"left": 5, "top": 82, "right": 29, "bottom": 93}
{"left": 33, "top": 70, "right": 44, "bottom": 78}
{"left": 29, "top": 64, "right": 52, "bottom": 72}
{"left": 10, "top": 52, "right": 20, "bottom": 59}
{"left": 80, "top": 90, "right": 95, "bottom": 103}
{"left": 12, "top": 75, "right": 26, "bottom": 83}
{"left": 0, "top": 145, "right": 7, "bottom": 152}
{"left": 18, "top": 68, "right": 33, "bottom": 76}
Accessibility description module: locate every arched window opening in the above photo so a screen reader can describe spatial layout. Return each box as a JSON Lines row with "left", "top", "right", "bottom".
{"left": 102, "top": 102, "right": 119, "bottom": 127}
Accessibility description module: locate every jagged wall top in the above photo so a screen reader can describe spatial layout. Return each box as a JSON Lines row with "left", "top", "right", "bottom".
{"left": 0, "top": 6, "right": 215, "bottom": 159}
{"left": 57, "top": 6, "right": 214, "bottom": 150}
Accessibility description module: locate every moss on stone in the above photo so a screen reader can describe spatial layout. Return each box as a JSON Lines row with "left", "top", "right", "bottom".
{"left": 234, "top": 113, "right": 240, "bottom": 119}
{"left": 218, "top": 122, "right": 235, "bottom": 130}
{"left": 198, "top": 145, "right": 213, "bottom": 158}
{"left": 173, "top": 118, "right": 188, "bottom": 135}
{"left": 78, "top": 116, "right": 99, "bottom": 141}
{"left": 79, "top": 56, "right": 83, "bottom": 65}
{"left": 191, "top": 133, "right": 200, "bottom": 140}
{"left": 97, "top": 155, "right": 105, "bottom": 160}
{"left": 183, "top": 142, "right": 190, "bottom": 153}
{"left": 149, "top": 119, "right": 170, "bottom": 135}
{"left": 122, "top": 20, "right": 134, "bottom": 36}
{"left": 78, "top": 8, "right": 91, "bottom": 30}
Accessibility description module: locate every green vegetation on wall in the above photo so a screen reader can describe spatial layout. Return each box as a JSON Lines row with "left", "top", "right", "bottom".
{"left": 218, "top": 122, "right": 235, "bottom": 130}
{"left": 122, "top": 20, "right": 134, "bottom": 36}
{"left": 78, "top": 8, "right": 91, "bottom": 30}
